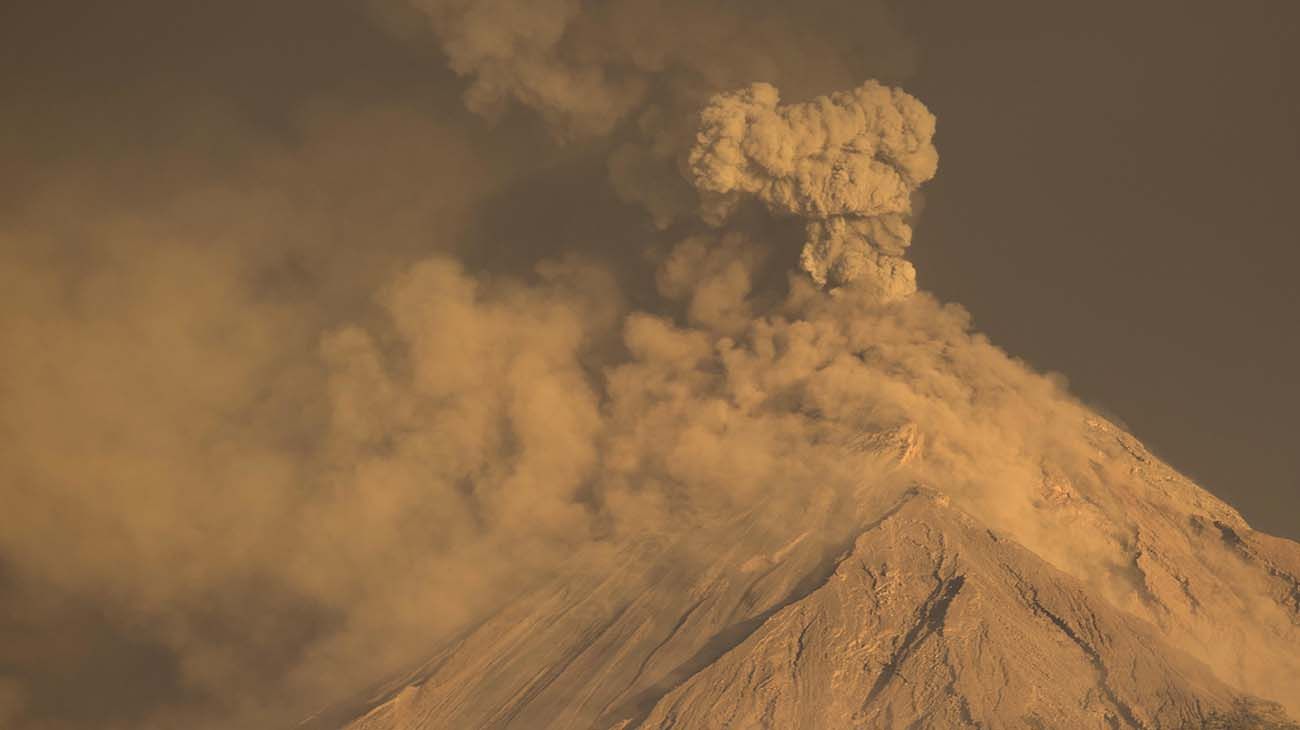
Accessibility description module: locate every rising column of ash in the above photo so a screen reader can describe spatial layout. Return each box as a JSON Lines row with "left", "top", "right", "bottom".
{"left": 689, "top": 81, "right": 938, "bottom": 298}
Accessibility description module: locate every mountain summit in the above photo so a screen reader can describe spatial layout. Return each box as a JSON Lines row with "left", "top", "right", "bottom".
{"left": 300, "top": 76, "right": 1300, "bottom": 730}
{"left": 319, "top": 416, "right": 1300, "bottom": 729}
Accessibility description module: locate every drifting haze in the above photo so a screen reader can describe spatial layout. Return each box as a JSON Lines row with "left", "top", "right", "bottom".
{"left": 0, "top": 1, "right": 1294, "bottom": 728}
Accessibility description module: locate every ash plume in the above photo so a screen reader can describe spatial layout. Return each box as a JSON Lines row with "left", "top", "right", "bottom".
{"left": 688, "top": 80, "right": 937, "bottom": 296}
{"left": 0, "top": 1, "right": 1296, "bottom": 729}
{"left": 383, "top": 0, "right": 916, "bottom": 136}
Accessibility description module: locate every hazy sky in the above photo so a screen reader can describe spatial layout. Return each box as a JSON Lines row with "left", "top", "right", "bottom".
{"left": 5, "top": 0, "right": 1294, "bottom": 536}
{"left": 1, "top": 1, "right": 1297, "bottom": 728}
{"left": 903, "top": 1, "right": 1299, "bottom": 539}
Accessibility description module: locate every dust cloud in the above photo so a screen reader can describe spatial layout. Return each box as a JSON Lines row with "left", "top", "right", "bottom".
{"left": 0, "top": 1, "right": 1292, "bottom": 728}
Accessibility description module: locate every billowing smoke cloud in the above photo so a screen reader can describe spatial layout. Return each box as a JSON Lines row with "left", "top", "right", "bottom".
{"left": 383, "top": 0, "right": 920, "bottom": 230}
{"left": 384, "top": 0, "right": 916, "bottom": 136}
{"left": 0, "top": 104, "right": 523, "bottom": 729}
{"left": 1, "top": 1, "right": 1296, "bottom": 729}
{"left": 689, "top": 80, "right": 937, "bottom": 297}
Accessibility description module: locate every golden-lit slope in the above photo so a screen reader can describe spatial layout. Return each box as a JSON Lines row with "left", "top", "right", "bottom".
{"left": 327, "top": 420, "right": 1300, "bottom": 729}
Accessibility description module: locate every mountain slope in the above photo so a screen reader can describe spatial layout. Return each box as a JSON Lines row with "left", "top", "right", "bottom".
{"left": 315, "top": 416, "right": 1300, "bottom": 730}
{"left": 632, "top": 491, "right": 1289, "bottom": 729}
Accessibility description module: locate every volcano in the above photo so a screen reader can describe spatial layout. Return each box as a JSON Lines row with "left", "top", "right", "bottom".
{"left": 303, "top": 78, "right": 1300, "bottom": 730}
{"left": 314, "top": 417, "right": 1300, "bottom": 729}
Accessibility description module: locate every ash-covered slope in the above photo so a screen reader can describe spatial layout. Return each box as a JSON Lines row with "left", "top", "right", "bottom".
{"left": 631, "top": 491, "right": 1289, "bottom": 730}
{"left": 303, "top": 77, "right": 1300, "bottom": 730}
{"left": 325, "top": 422, "right": 1300, "bottom": 730}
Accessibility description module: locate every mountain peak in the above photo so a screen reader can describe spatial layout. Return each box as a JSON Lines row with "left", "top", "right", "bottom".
{"left": 333, "top": 474, "right": 1299, "bottom": 729}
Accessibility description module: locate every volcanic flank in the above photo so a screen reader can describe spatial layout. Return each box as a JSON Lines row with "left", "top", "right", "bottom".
{"left": 302, "top": 79, "right": 1300, "bottom": 730}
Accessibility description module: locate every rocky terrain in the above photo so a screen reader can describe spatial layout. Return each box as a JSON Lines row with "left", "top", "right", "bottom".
{"left": 314, "top": 419, "right": 1300, "bottom": 729}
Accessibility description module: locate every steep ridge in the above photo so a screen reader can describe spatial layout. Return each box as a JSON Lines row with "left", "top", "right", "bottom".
{"left": 632, "top": 492, "right": 1292, "bottom": 729}
{"left": 324, "top": 419, "right": 1300, "bottom": 730}
{"left": 1030, "top": 419, "right": 1300, "bottom": 712}
{"left": 332, "top": 487, "right": 877, "bottom": 730}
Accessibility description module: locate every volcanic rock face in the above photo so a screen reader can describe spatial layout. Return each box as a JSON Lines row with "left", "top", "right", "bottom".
{"left": 325, "top": 420, "right": 1300, "bottom": 730}
{"left": 305, "top": 78, "right": 1300, "bottom": 730}
{"left": 630, "top": 493, "right": 1273, "bottom": 730}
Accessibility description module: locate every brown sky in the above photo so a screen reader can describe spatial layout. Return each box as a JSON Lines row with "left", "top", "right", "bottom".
{"left": 903, "top": 0, "right": 1300, "bottom": 539}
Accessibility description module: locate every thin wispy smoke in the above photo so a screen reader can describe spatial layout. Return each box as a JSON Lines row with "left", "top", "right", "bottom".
{"left": 0, "top": 2, "right": 1296, "bottom": 729}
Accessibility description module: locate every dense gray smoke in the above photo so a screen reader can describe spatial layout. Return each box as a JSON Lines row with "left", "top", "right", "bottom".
{"left": 0, "top": 2, "right": 1295, "bottom": 729}
{"left": 689, "top": 80, "right": 937, "bottom": 296}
